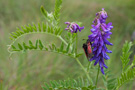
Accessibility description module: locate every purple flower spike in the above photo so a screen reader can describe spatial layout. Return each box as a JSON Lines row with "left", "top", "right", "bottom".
{"left": 88, "top": 8, "right": 113, "bottom": 74}
{"left": 65, "top": 22, "right": 84, "bottom": 33}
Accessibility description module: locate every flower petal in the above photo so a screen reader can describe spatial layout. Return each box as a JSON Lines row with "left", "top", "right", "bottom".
{"left": 88, "top": 33, "right": 97, "bottom": 38}
{"left": 65, "top": 28, "right": 69, "bottom": 30}
{"left": 99, "top": 61, "right": 105, "bottom": 74}
{"left": 99, "top": 37, "right": 104, "bottom": 46}
{"left": 103, "top": 38, "right": 113, "bottom": 45}
{"left": 89, "top": 56, "right": 96, "bottom": 61}
{"left": 93, "top": 47, "right": 97, "bottom": 52}
{"left": 104, "top": 53, "right": 110, "bottom": 60}
{"left": 96, "top": 46, "right": 102, "bottom": 57}
{"left": 80, "top": 26, "right": 84, "bottom": 30}
{"left": 106, "top": 49, "right": 112, "bottom": 53}
{"left": 65, "top": 22, "right": 70, "bottom": 25}
{"left": 94, "top": 57, "right": 100, "bottom": 65}
{"left": 79, "top": 26, "right": 84, "bottom": 32}
{"left": 103, "top": 64, "right": 108, "bottom": 68}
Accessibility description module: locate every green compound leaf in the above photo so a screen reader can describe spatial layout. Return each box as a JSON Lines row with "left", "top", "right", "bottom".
{"left": 13, "top": 23, "right": 61, "bottom": 39}
{"left": 42, "top": 78, "right": 95, "bottom": 90}
{"left": 102, "top": 70, "right": 117, "bottom": 90}
{"left": 40, "top": 0, "right": 62, "bottom": 26}
{"left": 116, "top": 68, "right": 135, "bottom": 90}
{"left": 53, "top": 0, "right": 62, "bottom": 25}
{"left": 115, "top": 41, "right": 135, "bottom": 90}
{"left": 9, "top": 40, "right": 75, "bottom": 58}
{"left": 9, "top": 23, "right": 63, "bottom": 47}
{"left": 121, "top": 41, "right": 133, "bottom": 72}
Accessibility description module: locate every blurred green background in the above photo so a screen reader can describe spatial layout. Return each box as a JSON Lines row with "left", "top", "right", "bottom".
{"left": 0, "top": 0, "right": 135, "bottom": 90}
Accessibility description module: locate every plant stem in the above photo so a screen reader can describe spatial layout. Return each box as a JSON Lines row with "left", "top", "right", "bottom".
{"left": 58, "top": 36, "right": 73, "bottom": 50}
{"left": 75, "top": 33, "right": 78, "bottom": 56}
{"left": 75, "top": 58, "right": 93, "bottom": 84}
{"left": 58, "top": 36, "right": 68, "bottom": 45}
{"left": 87, "top": 61, "right": 91, "bottom": 73}
{"left": 95, "top": 65, "right": 100, "bottom": 88}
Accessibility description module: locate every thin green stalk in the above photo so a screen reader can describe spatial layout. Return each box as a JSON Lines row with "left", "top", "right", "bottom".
{"left": 58, "top": 36, "right": 68, "bottom": 45}
{"left": 95, "top": 65, "right": 100, "bottom": 88}
{"left": 87, "top": 62, "right": 91, "bottom": 73}
{"left": 75, "top": 33, "right": 78, "bottom": 56}
{"left": 58, "top": 36, "right": 73, "bottom": 50}
{"left": 75, "top": 58, "right": 93, "bottom": 84}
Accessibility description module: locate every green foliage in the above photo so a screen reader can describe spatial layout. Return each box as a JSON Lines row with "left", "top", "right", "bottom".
{"left": 8, "top": 22, "right": 64, "bottom": 56}
{"left": 8, "top": 0, "right": 64, "bottom": 54}
{"left": 101, "top": 41, "right": 135, "bottom": 90}
{"left": 8, "top": 0, "right": 84, "bottom": 60}
{"left": 7, "top": 0, "right": 135, "bottom": 89}
{"left": 115, "top": 41, "right": 135, "bottom": 90}
{"left": 40, "top": 6, "right": 54, "bottom": 24}
{"left": 102, "top": 70, "right": 117, "bottom": 90}
{"left": 9, "top": 40, "right": 80, "bottom": 58}
{"left": 1, "top": 0, "right": 135, "bottom": 89}
{"left": 42, "top": 78, "right": 95, "bottom": 90}
{"left": 116, "top": 68, "right": 135, "bottom": 90}
{"left": 9, "top": 22, "right": 62, "bottom": 41}
{"left": 41, "top": 0, "right": 62, "bottom": 26}
{"left": 120, "top": 41, "right": 133, "bottom": 72}
{"left": 54, "top": 0, "right": 62, "bottom": 24}
{"left": 65, "top": 32, "right": 77, "bottom": 44}
{"left": 8, "top": 0, "right": 65, "bottom": 57}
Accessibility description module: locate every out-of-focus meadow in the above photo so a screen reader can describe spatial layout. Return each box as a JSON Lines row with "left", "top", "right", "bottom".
{"left": 0, "top": 0, "right": 135, "bottom": 90}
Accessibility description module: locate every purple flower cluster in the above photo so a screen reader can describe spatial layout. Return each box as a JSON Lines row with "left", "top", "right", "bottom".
{"left": 88, "top": 8, "right": 113, "bottom": 74}
{"left": 65, "top": 22, "right": 84, "bottom": 33}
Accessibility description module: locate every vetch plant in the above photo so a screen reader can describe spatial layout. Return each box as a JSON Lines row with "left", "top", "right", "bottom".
{"left": 7, "top": 0, "right": 135, "bottom": 90}
{"left": 89, "top": 8, "right": 113, "bottom": 75}
{"left": 65, "top": 22, "right": 84, "bottom": 33}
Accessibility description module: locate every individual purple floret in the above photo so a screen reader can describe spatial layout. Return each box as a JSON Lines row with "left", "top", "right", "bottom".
{"left": 65, "top": 22, "right": 84, "bottom": 33}
{"left": 88, "top": 8, "right": 113, "bottom": 74}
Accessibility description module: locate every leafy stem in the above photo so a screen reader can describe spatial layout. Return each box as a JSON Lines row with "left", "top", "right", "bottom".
{"left": 74, "top": 33, "right": 93, "bottom": 84}
{"left": 75, "top": 58, "right": 93, "bottom": 85}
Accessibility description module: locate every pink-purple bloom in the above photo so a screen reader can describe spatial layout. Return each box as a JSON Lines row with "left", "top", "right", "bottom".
{"left": 88, "top": 8, "right": 113, "bottom": 74}
{"left": 65, "top": 22, "right": 84, "bottom": 33}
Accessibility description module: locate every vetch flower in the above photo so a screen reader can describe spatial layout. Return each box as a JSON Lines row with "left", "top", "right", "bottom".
{"left": 65, "top": 22, "right": 84, "bottom": 33}
{"left": 88, "top": 8, "right": 113, "bottom": 74}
